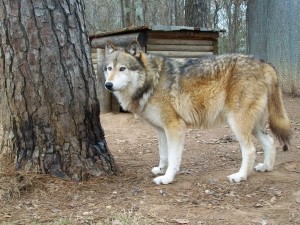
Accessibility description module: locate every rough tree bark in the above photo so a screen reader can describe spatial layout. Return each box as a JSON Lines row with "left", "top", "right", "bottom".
{"left": 0, "top": 0, "right": 118, "bottom": 180}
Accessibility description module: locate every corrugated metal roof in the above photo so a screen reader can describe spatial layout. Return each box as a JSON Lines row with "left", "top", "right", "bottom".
{"left": 89, "top": 25, "right": 225, "bottom": 40}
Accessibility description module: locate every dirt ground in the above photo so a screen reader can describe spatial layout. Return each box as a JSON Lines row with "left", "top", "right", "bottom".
{"left": 0, "top": 94, "right": 300, "bottom": 225}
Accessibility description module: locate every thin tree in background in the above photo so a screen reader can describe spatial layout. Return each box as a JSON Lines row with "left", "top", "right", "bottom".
{"left": 120, "top": 0, "right": 125, "bottom": 27}
{"left": 174, "top": 0, "right": 178, "bottom": 25}
{"left": 224, "top": 0, "right": 246, "bottom": 53}
{"left": 0, "top": 0, "right": 118, "bottom": 180}
{"left": 212, "top": 0, "right": 222, "bottom": 29}
{"left": 124, "top": 0, "right": 132, "bottom": 26}
{"left": 120, "top": 0, "right": 144, "bottom": 27}
{"left": 135, "top": 0, "right": 144, "bottom": 25}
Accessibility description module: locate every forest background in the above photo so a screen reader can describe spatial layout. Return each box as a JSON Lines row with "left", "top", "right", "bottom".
{"left": 84, "top": 0, "right": 247, "bottom": 54}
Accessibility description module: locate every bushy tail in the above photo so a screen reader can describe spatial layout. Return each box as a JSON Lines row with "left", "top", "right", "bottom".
{"left": 267, "top": 68, "right": 291, "bottom": 150}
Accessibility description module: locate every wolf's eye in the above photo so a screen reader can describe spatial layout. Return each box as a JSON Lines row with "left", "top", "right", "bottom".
{"left": 107, "top": 67, "right": 112, "bottom": 71}
{"left": 119, "top": 67, "right": 126, "bottom": 71}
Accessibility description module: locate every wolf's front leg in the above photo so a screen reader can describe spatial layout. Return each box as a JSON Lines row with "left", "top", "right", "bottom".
{"left": 153, "top": 120, "right": 187, "bottom": 185}
{"left": 227, "top": 138, "right": 256, "bottom": 183}
{"left": 151, "top": 129, "right": 168, "bottom": 175}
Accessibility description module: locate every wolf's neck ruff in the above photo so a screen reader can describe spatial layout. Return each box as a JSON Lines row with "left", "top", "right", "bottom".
{"left": 132, "top": 80, "right": 152, "bottom": 101}
{"left": 114, "top": 87, "right": 154, "bottom": 113}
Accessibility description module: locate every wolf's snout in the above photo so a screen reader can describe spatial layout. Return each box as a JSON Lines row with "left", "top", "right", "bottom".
{"left": 105, "top": 82, "right": 113, "bottom": 91}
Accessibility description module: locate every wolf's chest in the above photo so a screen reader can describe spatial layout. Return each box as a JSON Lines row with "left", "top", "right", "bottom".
{"left": 140, "top": 104, "right": 164, "bottom": 129}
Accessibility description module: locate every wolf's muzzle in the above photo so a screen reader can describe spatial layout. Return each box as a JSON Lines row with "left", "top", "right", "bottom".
{"left": 105, "top": 82, "right": 113, "bottom": 91}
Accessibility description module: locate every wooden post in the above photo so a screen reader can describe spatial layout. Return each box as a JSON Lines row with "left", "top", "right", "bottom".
{"left": 96, "top": 49, "right": 112, "bottom": 113}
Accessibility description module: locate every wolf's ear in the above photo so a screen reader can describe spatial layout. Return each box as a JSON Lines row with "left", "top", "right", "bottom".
{"left": 105, "top": 41, "right": 116, "bottom": 54}
{"left": 126, "top": 41, "right": 142, "bottom": 57}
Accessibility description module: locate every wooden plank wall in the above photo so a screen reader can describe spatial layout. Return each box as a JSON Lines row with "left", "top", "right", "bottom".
{"left": 147, "top": 39, "right": 214, "bottom": 58}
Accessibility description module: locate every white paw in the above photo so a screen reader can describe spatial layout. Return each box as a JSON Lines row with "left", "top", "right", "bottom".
{"left": 151, "top": 167, "right": 165, "bottom": 175}
{"left": 255, "top": 163, "right": 272, "bottom": 172}
{"left": 227, "top": 172, "right": 247, "bottom": 183}
{"left": 153, "top": 175, "right": 173, "bottom": 185}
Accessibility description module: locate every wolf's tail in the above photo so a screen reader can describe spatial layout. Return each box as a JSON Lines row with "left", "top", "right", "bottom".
{"left": 267, "top": 65, "right": 291, "bottom": 150}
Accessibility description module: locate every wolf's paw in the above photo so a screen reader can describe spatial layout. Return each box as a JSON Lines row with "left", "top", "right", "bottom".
{"left": 153, "top": 175, "right": 173, "bottom": 185}
{"left": 227, "top": 172, "right": 247, "bottom": 183}
{"left": 255, "top": 163, "right": 272, "bottom": 172}
{"left": 151, "top": 167, "right": 165, "bottom": 175}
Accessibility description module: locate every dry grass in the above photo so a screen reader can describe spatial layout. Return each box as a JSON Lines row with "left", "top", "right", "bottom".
{"left": 0, "top": 159, "right": 154, "bottom": 224}
{"left": 98, "top": 210, "right": 153, "bottom": 225}
{"left": 0, "top": 161, "right": 46, "bottom": 201}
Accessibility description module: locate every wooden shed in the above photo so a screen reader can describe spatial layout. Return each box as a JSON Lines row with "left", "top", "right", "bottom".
{"left": 89, "top": 25, "right": 224, "bottom": 113}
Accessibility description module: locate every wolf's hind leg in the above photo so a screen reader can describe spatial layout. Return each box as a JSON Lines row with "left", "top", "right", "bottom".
{"left": 253, "top": 129, "right": 275, "bottom": 172}
{"left": 227, "top": 115, "right": 256, "bottom": 183}
{"left": 153, "top": 120, "right": 186, "bottom": 185}
{"left": 152, "top": 129, "right": 168, "bottom": 175}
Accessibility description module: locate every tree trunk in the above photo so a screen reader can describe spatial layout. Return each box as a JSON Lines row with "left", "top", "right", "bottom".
{"left": 212, "top": 0, "right": 221, "bottom": 29}
{"left": 185, "top": 0, "right": 208, "bottom": 28}
{"left": 120, "top": 0, "right": 125, "bottom": 27}
{"left": 174, "top": 0, "right": 178, "bottom": 26}
{"left": 0, "top": 0, "right": 118, "bottom": 180}
{"left": 224, "top": 0, "right": 244, "bottom": 53}
{"left": 247, "top": 0, "right": 300, "bottom": 96}
{"left": 142, "top": 0, "right": 147, "bottom": 25}
{"left": 135, "top": 0, "right": 144, "bottom": 25}
{"left": 124, "top": 0, "right": 132, "bottom": 27}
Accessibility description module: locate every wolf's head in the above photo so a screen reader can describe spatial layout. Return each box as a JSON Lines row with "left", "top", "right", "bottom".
{"left": 103, "top": 41, "right": 146, "bottom": 92}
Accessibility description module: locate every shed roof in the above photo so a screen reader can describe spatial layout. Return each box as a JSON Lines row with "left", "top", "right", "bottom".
{"left": 89, "top": 25, "right": 225, "bottom": 40}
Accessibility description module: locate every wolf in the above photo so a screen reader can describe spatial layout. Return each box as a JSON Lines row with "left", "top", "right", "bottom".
{"left": 102, "top": 41, "right": 291, "bottom": 185}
